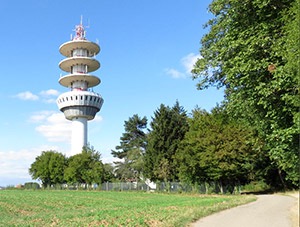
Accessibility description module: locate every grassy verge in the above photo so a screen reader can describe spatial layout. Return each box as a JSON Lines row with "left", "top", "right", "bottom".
{"left": 0, "top": 190, "right": 255, "bottom": 226}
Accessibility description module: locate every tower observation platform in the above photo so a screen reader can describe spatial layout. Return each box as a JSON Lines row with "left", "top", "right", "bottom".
{"left": 56, "top": 20, "right": 104, "bottom": 154}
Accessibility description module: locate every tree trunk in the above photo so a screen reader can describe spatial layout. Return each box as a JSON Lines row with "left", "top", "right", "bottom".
{"left": 278, "top": 169, "right": 287, "bottom": 191}
{"left": 219, "top": 181, "right": 224, "bottom": 194}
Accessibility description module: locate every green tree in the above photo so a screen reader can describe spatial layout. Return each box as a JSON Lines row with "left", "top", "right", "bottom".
{"left": 102, "top": 163, "right": 115, "bottom": 182}
{"left": 29, "top": 151, "right": 67, "bottom": 188}
{"left": 112, "top": 114, "right": 147, "bottom": 180}
{"left": 192, "top": 0, "right": 299, "bottom": 187}
{"left": 176, "top": 107, "right": 264, "bottom": 191}
{"left": 144, "top": 101, "right": 189, "bottom": 182}
{"left": 276, "top": 0, "right": 300, "bottom": 186}
{"left": 64, "top": 146, "right": 104, "bottom": 187}
{"left": 113, "top": 161, "right": 135, "bottom": 181}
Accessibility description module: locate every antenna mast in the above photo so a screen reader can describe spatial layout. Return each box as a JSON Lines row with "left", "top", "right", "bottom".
{"left": 74, "top": 16, "right": 86, "bottom": 40}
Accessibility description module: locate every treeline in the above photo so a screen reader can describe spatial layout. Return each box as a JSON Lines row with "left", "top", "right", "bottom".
{"left": 29, "top": 100, "right": 297, "bottom": 190}
{"left": 111, "top": 102, "right": 296, "bottom": 191}
{"left": 29, "top": 147, "right": 114, "bottom": 188}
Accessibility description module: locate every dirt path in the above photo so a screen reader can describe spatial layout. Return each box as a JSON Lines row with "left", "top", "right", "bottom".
{"left": 191, "top": 194, "right": 298, "bottom": 227}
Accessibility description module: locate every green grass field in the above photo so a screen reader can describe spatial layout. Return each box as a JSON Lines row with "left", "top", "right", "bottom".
{"left": 0, "top": 190, "right": 255, "bottom": 226}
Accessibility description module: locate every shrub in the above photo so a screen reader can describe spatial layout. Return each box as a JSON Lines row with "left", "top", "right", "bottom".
{"left": 24, "top": 182, "right": 40, "bottom": 190}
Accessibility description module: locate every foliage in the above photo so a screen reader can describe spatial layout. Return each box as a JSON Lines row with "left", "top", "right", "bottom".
{"left": 0, "top": 190, "right": 255, "bottom": 226}
{"left": 277, "top": 0, "right": 300, "bottom": 185}
{"left": 64, "top": 146, "right": 104, "bottom": 186}
{"left": 102, "top": 163, "right": 115, "bottom": 182}
{"left": 29, "top": 151, "right": 67, "bottom": 188}
{"left": 192, "top": 0, "right": 299, "bottom": 187}
{"left": 241, "top": 180, "right": 270, "bottom": 193}
{"left": 111, "top": 114, "right": 148, "bottom": 180}
{"left": 24, "top": 182, "right": 40, "bottom": 190}
{"left": 176, "top": 107, "right": 265, "bottom": 190}
{"left": 144, "top": 101, "right": 189, "bottom": 182}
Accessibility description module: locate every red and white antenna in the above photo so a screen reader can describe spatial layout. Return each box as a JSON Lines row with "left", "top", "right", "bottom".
{"left": 73, "top": 16, "right": 86, "bottom": 40}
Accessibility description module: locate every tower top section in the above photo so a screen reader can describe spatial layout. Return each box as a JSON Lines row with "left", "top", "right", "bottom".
{"left": 73, "top": 17, "right": 86, "bottom": 40}
{"left": 58, "top": 18, "right": 101, "bottom": 88}
{"left": 59, "top": 18, "right": 100, "bottom": 58}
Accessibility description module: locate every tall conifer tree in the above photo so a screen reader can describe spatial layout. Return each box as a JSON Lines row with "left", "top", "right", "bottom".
{"left": 144, "top": 101, "right": 189, "bottom": 182}
{"left": 112, "top": 114, "right": 147, "bottom": 180}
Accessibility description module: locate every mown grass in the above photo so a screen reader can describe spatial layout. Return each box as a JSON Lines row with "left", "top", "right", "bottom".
{"left": 0, "top": 190, "right": 255, "bottom": 226}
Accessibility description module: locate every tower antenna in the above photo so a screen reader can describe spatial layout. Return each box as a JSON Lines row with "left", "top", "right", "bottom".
{"left": 73, "top": 16, "right": 86, "bottom": 40}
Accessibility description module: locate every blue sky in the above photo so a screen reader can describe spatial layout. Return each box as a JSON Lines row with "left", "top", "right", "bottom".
{"left": 0, "top": 0, "right": 224, "bottom": 186}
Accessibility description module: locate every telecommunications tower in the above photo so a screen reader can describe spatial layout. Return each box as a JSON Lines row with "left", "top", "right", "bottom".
{"left": 57, "top": 20, "right": 103, "bottom": 154}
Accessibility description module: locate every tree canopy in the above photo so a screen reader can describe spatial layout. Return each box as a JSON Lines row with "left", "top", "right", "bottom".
{"left": 192, "top": 0, "right": 299, "bottom": 187}
{"left": 30, "top": 146, "right": 105, "bottom": 188}
{"left": 112, "top": 114, "right": 147, "bottom": 180}
{"left": 64, "top": 146, "right": 104, "bottom": 186}
{"left": 176, "top": 107, "right": 266, "bottom": 190}
{"left": 29, "top": 151, "right": 67, "bottom": 188}
{"left": 144, "top": 101, "right": 189, "bottom": 182}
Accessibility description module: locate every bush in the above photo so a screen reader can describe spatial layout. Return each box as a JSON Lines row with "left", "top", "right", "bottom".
{"left": 24, "top": 182, "right": 40, "bottom": 190}
{"left": 241, "top": 181, "right": 270, "bottom": 193}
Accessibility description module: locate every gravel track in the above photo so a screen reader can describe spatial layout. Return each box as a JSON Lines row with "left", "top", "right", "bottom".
{"left": 191, "top": 194, "right": 297, "bottom": 227}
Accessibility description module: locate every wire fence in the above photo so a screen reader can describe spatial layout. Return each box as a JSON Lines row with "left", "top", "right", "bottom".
{"left": 21, "top": 181, "right": 242, "bottom": 194}
{"left": 96, "top": 181, "right": 241, "bottom": 194}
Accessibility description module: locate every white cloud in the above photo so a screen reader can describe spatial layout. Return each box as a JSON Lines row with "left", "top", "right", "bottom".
{"left": 40, "top": 89, "right": 60, "bottom": 103}
{"left": 165, "top": 53, "right": 201, "bottom": 79}
{"left": 93, "top": 115, "right": 103, "bottom": 122}
{"left": 29, "top": 111, "right": 55, "bottom": 123}
{"left": 164, "top": 68, "right": 186, "bottom": 79}
{"left": 14, "top": 89, "right": 59, "bottom": 103}
{"left": 181, "top": 53, "right": 200, "bottom": 74}
{"left": 32, "top": 110, "right": 103, "bottom": 144}
{"left": 35, "top": 112, "right": 72, "bottom": 142}
{"left": 0, "top": 145, "right": 59, "bottom": 186}
{"left": 101, "top": 155, "right": 119, "bottom": 165}
{"left": 40, "top": 89, "right": 60, "bottom": 97}
{"left": 43, "top": 98, "right": 57, "bottom": 104}
{"left": 14, "top": 91, "right": 39, "bottom": 101}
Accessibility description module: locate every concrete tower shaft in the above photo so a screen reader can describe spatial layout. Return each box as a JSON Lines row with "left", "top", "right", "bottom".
{"left": 57, "top": 20, "right": 104, "bottom": 154}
